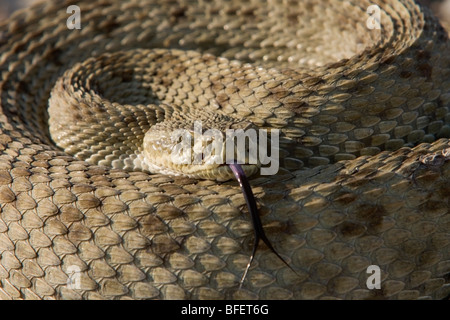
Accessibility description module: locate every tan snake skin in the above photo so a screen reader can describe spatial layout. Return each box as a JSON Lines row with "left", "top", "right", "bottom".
{"left": 0, "top": 0, "right": 449, "bottom": 300}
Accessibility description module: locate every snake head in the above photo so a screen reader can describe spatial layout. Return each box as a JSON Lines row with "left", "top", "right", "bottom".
{"left": 143, "top": 113, "right": 261, "bottom": 181}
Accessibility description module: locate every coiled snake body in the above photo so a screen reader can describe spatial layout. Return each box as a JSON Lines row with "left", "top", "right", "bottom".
{"left": 0, "top": 0, "right": 449, "bottom": 299}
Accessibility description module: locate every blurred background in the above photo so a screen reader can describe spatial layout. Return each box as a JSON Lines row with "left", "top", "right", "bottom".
{"left": 1, "top": 0, "right": 450, "bottom": 30}
{"left": 0, "top": 0, "right": 39, "bottom": 20}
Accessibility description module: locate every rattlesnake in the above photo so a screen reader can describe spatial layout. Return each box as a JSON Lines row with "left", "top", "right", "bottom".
{"left": 0, "top": 0, "right": 449, "bottom": 300}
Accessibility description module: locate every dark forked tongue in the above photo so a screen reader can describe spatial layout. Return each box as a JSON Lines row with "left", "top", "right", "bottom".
{"left": 228, "top": 162, "right": 298, "bottom": 287}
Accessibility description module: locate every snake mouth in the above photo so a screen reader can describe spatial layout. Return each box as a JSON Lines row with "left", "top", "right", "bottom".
{"left": 213, "top": 163, "right": 260, "bottom": 181}
{"left": 144, "top": 161, "right": 260, "bottom": 181}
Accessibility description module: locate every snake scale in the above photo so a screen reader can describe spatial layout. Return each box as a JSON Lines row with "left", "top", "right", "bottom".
{"left": 0, "top": 0, "right": 449, "bottom": 300}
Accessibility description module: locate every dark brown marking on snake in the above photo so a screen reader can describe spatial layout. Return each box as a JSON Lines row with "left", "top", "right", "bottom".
{"left": 224, "top": 6, "right": 239, "bottom": 15}
{"left": 417, "top": 251, "right": 441, "bottom": 268}
{"left": 45, "top": 48, "right": 64, "bottom": 67}
{"left": 240, "top": 7, "right": 256, "bottom": 17}
{"left": 285, "top": 100, "right": 310, "bottom": 110}
{"left": 235, "top": 79, "right": 250, "bottom": 88}
{"left": 211, "top": 82, "right": 225, "bottom": 93}
{"left": 17, "top": 80, "right": 29, "bottom": 94}
{"left": 419, "top": 199, "right": 447, "bottom": 217}
{"left": 416, "top": 50, "right": 431, "bottom": 60}
{"left": 0, "top": 31, "right": 10, "bottom": 47}
{"left": 438, "top": 26, "right": 449, "bottom": 41}
{"left": 12, "top": 42, "right": 26, "bottom": 55}
{"left": 272, "top": 89, "right": 290, "bottom": 100}
{"left": 354, "top": 204, "right": 387, "bottom": 232}
{"left": 97, "top": 17, "right": 121, "bottom": 34}
{"left": 287, "top": 13, "right": 299, "bottom": 24}
{"left": 117, "top": 69, "right": 134, "bottom": 83}
{"left": 338, "top": 221, "right": 366, "bottom": 238}
{"left": 151, "top": 235, "right": 181, "bottom": 254}
{"left": 216, "top": 92, "right": 230, "bottom": 105}
{"left": 434, "top": 180, "right": 450, "bottom": 199}
{"left": 417, "top": 63, "right": 432, "bottom": 79}
{"left": 380, "top": 55, "right": 396, "bottom": 65}
{"left": 284, "top": 101, "right": 310, "bottom": 114}
{"left": 140, "top": 215, "right": 169, "bottom": 235}
{"left": 399, "top": 70, "right": 412, "bottom": 79}
{"left": 170, "top": 6, "right": 187, "bottom": 21}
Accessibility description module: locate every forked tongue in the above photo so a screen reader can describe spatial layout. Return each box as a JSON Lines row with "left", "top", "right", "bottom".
{"left": 228, "top": 162, "right": 298, "bottom": 287}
